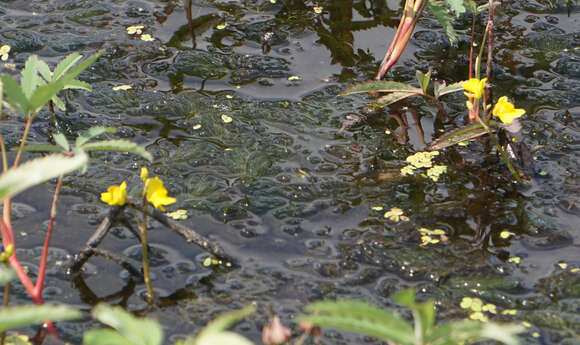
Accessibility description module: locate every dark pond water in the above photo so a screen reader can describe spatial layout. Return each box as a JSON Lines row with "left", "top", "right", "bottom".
{"left": 1, "top": 0, "right": 579, "bottom": 344}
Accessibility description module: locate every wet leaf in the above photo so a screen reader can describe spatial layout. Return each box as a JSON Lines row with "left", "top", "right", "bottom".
{"left": 373, "top": 91, "right": 421, "bottom": 108}
{"left": 429, "top": 122, "right": 498, "bottom": 150}
{"left": 80, "top": 139, "right": 153, "bottom": 162}
{"left": 341, "top": 81, "right": 421, "bottom": 95}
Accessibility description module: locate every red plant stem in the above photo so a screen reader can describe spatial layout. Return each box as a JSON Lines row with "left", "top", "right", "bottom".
{"left": 484, "top": 0, "right": 495, "bottom": 119}
{"left": 469, "top": 10, "right": 476, "bottom": 78}
{"left": 34, "top": 175, "right": 63, "bottom": 297}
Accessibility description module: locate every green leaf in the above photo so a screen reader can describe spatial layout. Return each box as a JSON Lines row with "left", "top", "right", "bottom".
{"left": 29, "top": 50, "right": 104, "bottom": 113}
{"left": 427, "top": 1, "right": 458, "bottom": 46}
{"left": 21, "top": 55, "right": 41, "bottom": 99}
{"left": 83, "top": 328, "right": 137, "bottom": 345}
{"left": 0, "top": 152, "right": 88, "bottom": 201}
{"left": 197, "top": 305, "right": 256, "bottom": 338}
{"left": 427, "top": 320, "right": 523, "bottom": 345}
{"left": 341, "top": 81, "right": 422, "bottom": 95}
{"left": 428, "top": 121, "right": 498, "bottom": 150}
{"left": 301, "top": 300, "right": 414, "bottom": 345}
{"left": 434, "top": 81, "right": 464, "bottom": 99}
{"left": 1, "top": 74, "right": 30, "bottom": 116}
{"left": 75, "top": 126, "right": 116, "bottom": 147}
{"left": 64, "top": 79, "right": 92, "bottom": 91}
{"left": 19, "top": 144, "right": 64, "bottom": 152}
{"left": 416, "top": 70, "right": 431, "bottom": 93}
{"left": 0, "top": 266, "right": 15, "bottom": 285}
{"left": 51, "top": 95, "right": 66, "bottom": 111}
{"left": 80, "top": 139, "right": 153, "bottom": 162}
{"left": 53, "top": 52, "right": 82, "bottom": 80}
{"left": 36, "top": 59, "right": 52, "bottom": 81}
{"left": 53, "top": 133, "right": 70, "bottom": 151}
{"left": 91, "top": 304, "right": 163, "bottom": 345}
{"left": 447, "top": 0, "right": 467, "bottom": 16}
{"left": 392, "top": 288, "right": 416, "bottom": 307}
{"left": 193, "top": 331, "right": 254, "bottom": 345}
{"left": 414, "top": 300, "right": 436, "bottom": 340}
{"left": 0, "top": 304, "right": 81, "bottom": 332}
{"left": 373, "top": 92, "right": 421, "bottom": 108}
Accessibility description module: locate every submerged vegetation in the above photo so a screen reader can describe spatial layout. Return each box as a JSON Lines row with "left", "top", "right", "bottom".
{"left": 0, "top": 0, "right": 578, "bottom": 344}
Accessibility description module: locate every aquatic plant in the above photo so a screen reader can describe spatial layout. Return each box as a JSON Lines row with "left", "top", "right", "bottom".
{"left": 299, "top": 288, "right": 524, "bottom": 345}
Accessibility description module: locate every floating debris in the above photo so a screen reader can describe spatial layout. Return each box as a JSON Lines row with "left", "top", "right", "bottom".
{"left": 371, "top": 206, "right": 383, "bottom": 211}
{"left": 313, "top": 6, "right": 323, "bottom": 14}
{"left": 221, "top": 114, "right": 233, "bottom": 123}
{"left": 140, "top": 34, "right": 155, "bottom": 41}
{"left": 0, "top": 45, "right": 10, "bottom": 61}
{"left": 216, "top": 23, "right": 227, "bottom": 30}
{"left": 288, "top": 75, "right": 301, "bottom": 81}
{"left": 192, "top": 124, "right": 202, "bottom": 130}
{"left": 500, "top": 230, "right": 515, "bottom": 239}
{"left": 112, "top": 84, "right": 132, "bottom": 91}
{"left": 126, "top": 25, "right": 144, "bottom": 35}
{"left": 384, "top": 207, "right": 408, "bottom": 222}
{"left": 508, "top": 256, "right": 521, "bottom": 264}
{"left": 167, "top": 209, "right": 188, "bottom": 220}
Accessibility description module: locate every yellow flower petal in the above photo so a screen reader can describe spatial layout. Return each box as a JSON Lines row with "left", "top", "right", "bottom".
{"left": 492, "top": 96, "right": 525, "bottom": 125}
{"left": 145, "top": 177, "right": 176, "bottom": 211}
{"left": 101, "top": 181, "right": 127, "bottom": 206}
{"left": 462, "top": 78, "right": 487, "bottom": 99}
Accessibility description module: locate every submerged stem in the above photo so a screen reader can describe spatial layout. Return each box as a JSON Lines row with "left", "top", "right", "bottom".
{"left": 478, "top": 119, "right": 522, "bottom": 183}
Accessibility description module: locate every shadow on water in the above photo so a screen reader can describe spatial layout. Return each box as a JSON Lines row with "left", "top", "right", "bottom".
{"left": 0, "top": 0, "right": 579, "bottom": 343}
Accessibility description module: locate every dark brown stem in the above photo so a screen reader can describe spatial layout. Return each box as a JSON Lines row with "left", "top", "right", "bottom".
{"left": 484, "top": 0, "right": 495, "bottom": 121}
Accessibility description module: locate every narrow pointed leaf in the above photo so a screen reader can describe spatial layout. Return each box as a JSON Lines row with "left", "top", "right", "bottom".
{"left": 36, "top": 59, "right": 52, "bottom": 81}
{"left": 53, "top": 132, "right": 70, "bottom": 151}
{"left": 416, "top": 70, "right": 431, "bottom": 93}
{"left": 52, "top": 52, "right": 82, "bottom": 80}
{"left": 372, "top": 91, "right": 421, "bottom": 108}
{"left": 197, "top": 305, "right": 255, "bottom": 338}
{"left": 51, "top": 95, "right": 66, "bottom": 111}
{"left": 0, "top": 152, "right": 88, "bottom": 201}
{"left": 1, "top": 74, "right": 30, "bottom": 116}
{"left": 437, "top": 81, "right": 464, "bottom": 97}
{"left": 83, "top": 328, "right": 137, "bottom": 345}
{"left": 342, "top": 81, "right": 422, "bottom": 95}
{"left": 80, "top": 139, "right": 153, "bottom": 162}
{"left": 64, "top": 79, "right": 92, "bottom": 91}
{"left": 0, "top": 304, "right": 81, "bottom": 332}
{"left": 21, "top": 55, "right": 41, "bottom": 99}
{"left": 29, "top": 50, "right": 104, "bottom": 113}
{"left": 19, "top": 144, "right": 64, "bottom": 152}
{"left": 303, "top": 300, "right": 413, "bottom": 334}
{"left": 91, "top": 304, "right": 163, "bottom": 345}
{"left": 76, "top": 126, "right": 116, "bottom": 147}
{"left": 429, "top": 121, "right": 498, "bottom": 150}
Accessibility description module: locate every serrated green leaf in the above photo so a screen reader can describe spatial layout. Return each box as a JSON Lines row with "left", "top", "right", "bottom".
{"left": 91, "top": 304, "right": 163, "bottom": 345}
{"left": 53, "top": 133, "right": 70, "bottom": 152}
{"left": 1, "top": 74, "right": 30, "bottom": 116}
{"left": 373, "top": 91, "right": 420, "bottom": 108}
{"left": 0, "top": 152, "right": 88, "bottom": 201}
{"left": 80, "top": 139, "right": 152, "bottom": 162}
{"left": 0, "top": 266, "right": 15, "bottom": 285}
{"left": 427, "top": 1, "right": 458, "bottom": 46}
{"left": 19, "top": 145, "right": 64, "bottom": 152}
{"left": 298, "top": 313, "right": 414, "bottom": 345}
{"left": 447, "top": 0, "right": 467, "bottom": 16}
{"left": 36, "top": 59, "right": 52, "bottom": 82}
{"left": 197, "top": 305, "right": 255, "bottom": 338}
{"left": 304, "top": 300, "right": 413, "bottom": 334}
{"left": 52, "top": 52, "right": 82, "bottom": 80}
{"left": 0, "top": 304, "right": 81, "bottom": 332}
{"left": 76, "top": 126, "right": 116, "bottom": 147}
{"left": 342, "top": 81, "right": 422, "bottom": 95}
{"left": 64, "top": 79, "right": 92, "bottom": 91}
{"left": 29, "top": 50, "right": 103, "bottom": 113}
{"left": 21, "top": 55, "right": 41, "bottom": 99}
{"left": 83, "top": 328, "right": 137, "bottom": 345}
{"left": 51, "top": 95, "right": 66, "bottom": 111}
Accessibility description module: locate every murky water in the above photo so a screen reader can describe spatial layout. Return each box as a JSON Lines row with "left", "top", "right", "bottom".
{"left": 1, "top": 0, "right": 579, "bottom": 344}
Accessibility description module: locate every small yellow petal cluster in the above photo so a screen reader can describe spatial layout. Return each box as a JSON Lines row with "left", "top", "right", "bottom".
{"left": 141, "top": 167, "right": 176, "bottom": 211}
{"left": 101, "top": 181, "right": 127, "bottom": 206}
{"left": 418, "top": 228, "right": 447, "bottom": 246}
{"left": 460, "top": 297, "right": 499, "bottom": 323}
{"left": 0, "top": 45, "right": 10, "bottom": 61}
{"left": 384, "top": 207, "right": 408, "bottom": 222}
{"left": 426, "top": 165, "right": 447, "bottom": 182}
{"left": 126, "top": 25, "right": 144, "bottom": 35}
{"left": 462, "top": 78, "right": 487, "bottom": 99}
{"left": 492, "top": 96, "right": 525, "bottom": 125}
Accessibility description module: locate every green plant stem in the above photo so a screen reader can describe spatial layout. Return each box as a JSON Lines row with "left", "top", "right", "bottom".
{"left": 0, "top": 266, "right": 10, "bottom": 345}
{"left": 130, "top": 205, "right": 155, "bottom": 303}
{"left": 478, "top": 119, "right": 522, "bottom": 183}
{"left": 13, "top": 116, "right": 35, "bottom": 168}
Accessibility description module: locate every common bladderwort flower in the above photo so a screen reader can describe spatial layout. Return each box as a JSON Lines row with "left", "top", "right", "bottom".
{"left": 100, "top": 181, "right": 127, "bottom": 206}
{"left": 140, "top": 167, "right": 176, "bottom": 211}
{"left": 462, "top": 77, "right": 487, "bottom": 99}
{"left": 492, "top": 96, "right": 525, "bottom": 125}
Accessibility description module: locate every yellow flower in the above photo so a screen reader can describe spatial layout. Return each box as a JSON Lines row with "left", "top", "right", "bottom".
{"left": 492, "top": 96, "right": 525, "bottom": 125}
{"left": 145, "top": 177, "right": 176, "bottom": 211}
{"left": 101, "top": 182, "right": 127, "bottom": 206}
{"left": 462, "top": 78, "right": 487, "bottom": 99}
